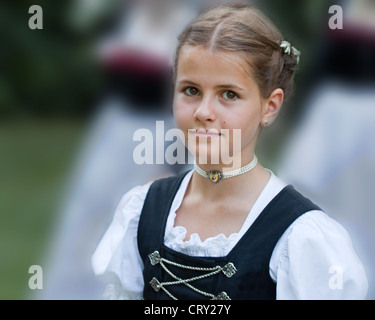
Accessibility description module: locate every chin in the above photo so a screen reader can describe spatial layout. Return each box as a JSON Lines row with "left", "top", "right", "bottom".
{"left": 190, "top": 147, "right": 220, "bottom": 165}
{"left": 195, "top": 149, "right": 238, "bottom": 167}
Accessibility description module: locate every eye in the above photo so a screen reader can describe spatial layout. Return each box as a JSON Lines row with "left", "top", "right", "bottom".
{"left": 222, "top": 90, "right": 238, "bottom": 101}
{"left": 183, "top": 87, "right": 200, "bottom": 96}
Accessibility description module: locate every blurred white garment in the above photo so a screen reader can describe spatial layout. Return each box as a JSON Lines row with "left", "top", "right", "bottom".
{"left": 278, "top": 81, "right": 375, "bottom": 299}
{"left": 38, "top": 98, "right": 181, "bottom": 299}
{"left": 37, "top": 0, "right": 197, "bottom": 299}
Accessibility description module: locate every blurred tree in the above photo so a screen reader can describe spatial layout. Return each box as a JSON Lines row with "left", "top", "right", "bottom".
{"left": 0, "top": 1, "right": 112, "bottom": 118}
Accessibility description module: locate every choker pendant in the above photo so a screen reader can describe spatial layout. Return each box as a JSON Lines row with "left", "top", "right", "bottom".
{"left": 194, "top": 155, "right": 258, "bottom": 184}
{"left": 208, "top": 171, "right": 222, "bottom": 184}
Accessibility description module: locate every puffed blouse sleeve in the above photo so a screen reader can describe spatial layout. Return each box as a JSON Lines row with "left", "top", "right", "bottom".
{"left": 91, "top": 182, "right": 152, "bottom": 300}
{"left": 271, "top": 210, "right": 368, "bottom": 299}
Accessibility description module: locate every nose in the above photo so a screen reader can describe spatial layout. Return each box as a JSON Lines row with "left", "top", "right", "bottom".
{"left": 194, "top": 95, "right": 217, "bottom": 122}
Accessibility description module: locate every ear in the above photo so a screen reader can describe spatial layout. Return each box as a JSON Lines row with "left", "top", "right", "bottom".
{"left": 260, "top": 88, "right": 284, "bottom": 126}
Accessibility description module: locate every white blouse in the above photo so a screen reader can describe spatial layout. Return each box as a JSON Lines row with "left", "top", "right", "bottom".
{"left": 91, "top": 170, "right": 368, "bottom": 300}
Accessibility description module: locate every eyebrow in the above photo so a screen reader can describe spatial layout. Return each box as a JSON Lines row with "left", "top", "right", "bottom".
{"left": 177, "top": 79, "right": 245, "bottom": 92}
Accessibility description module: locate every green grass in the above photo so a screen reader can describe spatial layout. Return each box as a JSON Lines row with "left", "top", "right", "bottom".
{"left": 0, "top": 117, "right": 87, "bottom": 299}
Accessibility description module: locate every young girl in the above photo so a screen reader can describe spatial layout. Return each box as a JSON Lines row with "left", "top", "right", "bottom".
{"left": 92, "top": 3, "right": 368, "bottom": 300}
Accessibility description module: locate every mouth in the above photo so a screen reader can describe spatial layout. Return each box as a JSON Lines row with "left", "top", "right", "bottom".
{"left": 190, "top": 128, "right": 222, "bottom": 139}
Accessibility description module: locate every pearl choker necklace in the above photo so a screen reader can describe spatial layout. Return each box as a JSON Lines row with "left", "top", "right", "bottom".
{"left": 194, "top": 155, "right": 258, "bottom": 184}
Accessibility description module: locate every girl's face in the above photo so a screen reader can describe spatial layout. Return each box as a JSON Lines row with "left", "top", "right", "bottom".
{"left": 173, "top": 45, "right": 278, "bottom": 167}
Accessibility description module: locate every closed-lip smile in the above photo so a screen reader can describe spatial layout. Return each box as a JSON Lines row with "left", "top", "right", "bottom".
{"left": 194, "top": 128, "right": 221, "bottom": 136}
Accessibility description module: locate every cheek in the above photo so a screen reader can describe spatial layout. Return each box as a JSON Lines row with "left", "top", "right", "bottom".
{"left": 227, "top": 109, "right": 261, "bottom": 144}
{"left": 173, "top": 96, "right": 195, "bottom": 127}
{"left": 224, "top": 110, "right": 258, "bottom": 131}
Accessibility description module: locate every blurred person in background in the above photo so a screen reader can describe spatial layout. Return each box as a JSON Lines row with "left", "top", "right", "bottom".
{"left": 39, "top": 0, "right": 198, "bottom": 299}
{"left": 277, "top": 0, "right": 375, "bottom": 299}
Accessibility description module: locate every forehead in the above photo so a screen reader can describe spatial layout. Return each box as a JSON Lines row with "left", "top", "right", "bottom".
{"left": 176, "top": 46, "right": 255, "bottom": 86}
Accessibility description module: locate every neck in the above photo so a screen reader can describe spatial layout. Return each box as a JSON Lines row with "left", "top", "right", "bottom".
{"left": 194, "top": 150, "right": 255, "bottom": 173}
{"left": 195, "top": 155, "right": 258, "bottom": 182}
{"left": 189, "top": 161, "right": 270, "bottom": 202}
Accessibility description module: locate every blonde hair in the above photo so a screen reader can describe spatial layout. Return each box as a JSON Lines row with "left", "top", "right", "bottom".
{"left": 174, "top": 3, "right": 299, "bottom": 101}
